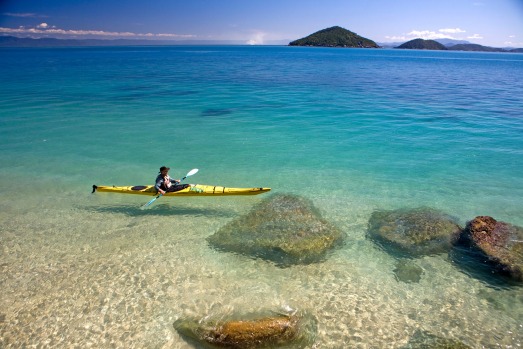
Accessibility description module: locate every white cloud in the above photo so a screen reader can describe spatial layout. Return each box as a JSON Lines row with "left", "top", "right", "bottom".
{"left": 0, "top": 24, "right": 195, "bottom": 39}
{"left": 406, "top": 30, "right": 454, "bottom": 40}
{"left": 3, "top": 12, "right": 46, "bottom": 18}
{"left": 385, "top": 27, "right": 472, "bottom": 43}
{"left": 439, "top": 28, "right": 466, "bottom": 34}
{"left": 467, "top": 34, "right": 483, "bottom": 40}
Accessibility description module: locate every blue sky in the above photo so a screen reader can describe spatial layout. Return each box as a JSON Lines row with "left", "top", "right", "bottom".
{"left": 1, "top": 0, "right": 522, "bottom": 47}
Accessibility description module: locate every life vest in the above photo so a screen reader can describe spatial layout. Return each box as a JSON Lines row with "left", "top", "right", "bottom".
{"left": 163, "top": 175, "right": 172, "bottom": 189}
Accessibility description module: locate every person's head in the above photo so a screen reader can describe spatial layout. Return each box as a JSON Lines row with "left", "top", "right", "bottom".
{"left": 159, "top": 166, "right": 170, "bottom": 175}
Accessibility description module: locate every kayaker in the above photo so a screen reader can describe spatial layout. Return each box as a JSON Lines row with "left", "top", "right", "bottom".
{"left": 155, "top": 166, "right": 190, "bottom": 195}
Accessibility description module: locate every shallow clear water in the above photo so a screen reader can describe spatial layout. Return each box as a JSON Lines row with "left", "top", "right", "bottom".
{"left": 0, "top": 46, "right": 522, "bottom": 348}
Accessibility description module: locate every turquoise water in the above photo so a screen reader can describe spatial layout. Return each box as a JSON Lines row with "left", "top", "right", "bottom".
{"left": 0, "top": 46, "right": 522, "bottom": 348}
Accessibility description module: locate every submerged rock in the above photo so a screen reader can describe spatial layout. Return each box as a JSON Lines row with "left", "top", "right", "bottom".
{"left": 393, "top": 260, "right": 424, "bottom": 283}
{"left": 207, "top": 194, "right": 344, "bottom": 266}
{"left": 458, "top": 216, "right": 523, "bottom": 282}
{"left": 367, "top": 207, "right": 461, "bottom": 257}
{"left": 401, "top": 329, "right": 472, "bottom": 349}
{"left": 174, "top": 309, "right": 317, "bottom": 349}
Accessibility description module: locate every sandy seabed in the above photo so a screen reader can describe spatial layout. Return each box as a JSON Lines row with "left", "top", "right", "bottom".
{"left": 0, "top": 194, "right": 522, "bottom": 349}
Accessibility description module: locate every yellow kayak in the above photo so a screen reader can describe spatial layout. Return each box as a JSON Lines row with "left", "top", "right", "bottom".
{"left": 92, "top": 184, "right": 271, "bottom": 196}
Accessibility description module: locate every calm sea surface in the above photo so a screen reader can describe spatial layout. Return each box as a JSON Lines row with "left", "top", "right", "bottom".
{"left": 0, "top": 46, "right": 522, "bottom": 348}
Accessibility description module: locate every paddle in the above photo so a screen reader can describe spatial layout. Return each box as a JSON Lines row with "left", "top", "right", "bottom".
{"left": 141, "top": 168, "right": 199, "bottom": 209}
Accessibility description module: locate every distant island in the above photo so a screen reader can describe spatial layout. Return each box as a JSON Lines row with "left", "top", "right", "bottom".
{"left": 288, "top": 26, "right": 379, "bottom": 48}
{"left": 0, "top": 35, "right": 262, "bottom": 47}
{"left": 447, "top": 43, "right": 507, "bottom": 52}
{"left": 396, "top": 38, "right": 447, "bottom": 50}
{"left": 396, "top": 38, "right": 521, "bottom": 53}
{"left": 0, "top": 36, "right": 155, "bottom": 47}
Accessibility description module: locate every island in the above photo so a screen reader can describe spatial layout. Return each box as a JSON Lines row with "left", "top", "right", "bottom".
{"left": 447, "top": 43, "right": 506, "bottom": 52}
{"left": 395, "top": 38, "right": 447, "bottom": 50}
{"left": 394, "top": 38, "right": 522, "bottom": 53}
{"left": 288, "top": 26, "right": 379, "bottom": 48}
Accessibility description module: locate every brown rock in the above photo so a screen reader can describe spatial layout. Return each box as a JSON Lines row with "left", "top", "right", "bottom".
{"left": 204, "top": 316, "right": 298, "bottom": 347}
{"left": 462, "top": 216, "right": 523, "bottom": 282}
{"left": 174, "top": 310, "right": 317, "bottom": 348}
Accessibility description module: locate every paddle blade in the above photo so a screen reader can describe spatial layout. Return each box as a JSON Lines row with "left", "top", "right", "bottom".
{"left": 186, "top": 168, "right": 199, "bottom": 177}
{"left": 181, "top": 168, "right": 199, "bottom": 181}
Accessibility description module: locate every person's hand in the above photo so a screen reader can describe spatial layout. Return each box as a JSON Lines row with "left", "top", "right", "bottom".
{"left": 158, "top": 189, "right": 166, "bottom": 195}
{"left": 174, "top": 179, "right": 181, "bottom": 184}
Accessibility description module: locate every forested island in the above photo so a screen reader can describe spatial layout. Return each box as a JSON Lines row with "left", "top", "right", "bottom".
{"left": 447, "top": 44, "right": 509, "bottom": 52}
{"left": 395, "top": 38, "right": 517, "bottom": 52}
{"left": 288, "top": 26, "right": 379, "bottom": 48}
{"left": 396, "top": 39, "right": 447, "bottom": 50}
